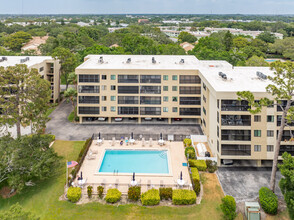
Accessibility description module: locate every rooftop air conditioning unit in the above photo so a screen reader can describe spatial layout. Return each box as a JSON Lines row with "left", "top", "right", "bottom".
{"left": 2, "top": 57, "right": 7, "bottom": 61}
{"left": 98, "top": 56, "right": 104, "bottom": 64}
{"left": 256, "top": 71, "right": 267, "bottom": 80}
{"left": 219, "top": 72, "right": 227, "bottom": 80}
{"left": 180, "top": 59, "right": 185, "bottom": 64}
{"left": 152, "top": 57, "right": 156, "bottom": 64}
{"left": 126, "top": 58, "right": 131, "bottom": 63}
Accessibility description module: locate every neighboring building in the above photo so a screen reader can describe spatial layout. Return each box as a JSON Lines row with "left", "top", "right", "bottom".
{"left": 0, "top": 56, "right": 61, "bottom": 103}
{"left": 76, "top": 54, "right": 294, "bottom": 167}
{"left": 21, "top": 36, "right": 49, "bottom": 55}
{"left": 138, "top": 19, "right": 150, "bottom": 24}
{"left": 76, "top": 55, "right": 202, "bottom": 124}
{"left": 180, "top": 42, "right": 195, "bottom": 52}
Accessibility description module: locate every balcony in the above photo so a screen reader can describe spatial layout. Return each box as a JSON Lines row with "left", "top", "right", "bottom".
{"left": 279, "top": 145, "right": 294, "bottom": 156}
{"left": 140, "top": 107, "right": 161, "bottom": 115}
{"left": 78, "top": 96, "right": 99, "bottom": 104}
{"left": 277, "top": 115, "right": 294, "bottom": 126}
{"left": 79, "top": 107, "right": 100, "bottom": 115}
{"left": 179, "top": 97, "right": 201, "bottom": 105}
{"left": 179, "top": 108, "right": 201, "bottom": 116}
{"left": 221, "top": 115, "right": 251, "bottom": 126}
{"left": 221, "top": 144, "right": 251, "bottom": 156}
{"left": 118, "top": 107, "right": 139, "bottom": 115}
{"left": 78, "top": 86, "right": 99, "bottom": 94}
{"left": 118, "top": 86, "right": 139, "bottom": 94}
{"left": 221, "top": 100, "right": 249, "bottom": 111}
{"left": 140, "top": 75, "right": 161, "bottom": 84}
{"left": 179, "top": 75, "right": 201, "bottom": 84}
{"left": 118, "top": 96, "right": 139, "bottom": 104}
{"left": 140, "top": 86, "right": 161, "bottom": 94}
{"left": 140, "top": 96, "right": 161, "bottom": 105}
{"left": 118, "top": 75, "right": 139, "bottom": 83}
{"left": 221, "top": 129, "right": 251, "bottom": 141}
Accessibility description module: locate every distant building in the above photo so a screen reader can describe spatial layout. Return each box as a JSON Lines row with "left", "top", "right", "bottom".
{"left": 21, "top": 36, "right": 49, "bottom": 55}
{"left": 138, "top": 19, "right": 150, "bottom": 24}
{"left": 180, "top": 42, "right": 195, "bottom": 52}
{"left": 0, "top": 56, "right": 61, "bottom": 103}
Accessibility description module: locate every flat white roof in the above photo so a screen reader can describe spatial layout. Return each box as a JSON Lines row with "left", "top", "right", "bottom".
{"left": 199, "top": 66, "right": 274, "bottom": 93}
{"left": 76, "top": 55, "right": 199, "bottom": 70}
{"left": 0, "top": 56, "right": 53, "bottom": 68}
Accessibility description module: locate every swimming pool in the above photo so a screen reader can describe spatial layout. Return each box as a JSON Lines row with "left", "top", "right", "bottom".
{"left": 98, "top": 149, "right": 169, "bottom": 174}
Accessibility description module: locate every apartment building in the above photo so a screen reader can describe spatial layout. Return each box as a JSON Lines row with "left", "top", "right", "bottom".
{"left": 76, "top": 55, "right": 202, "bottom": 124}
{"left": 0, "top": 56, "right": 61, "bottom": 103}
{"left": 199, "top": 63, "right": 293, "bottom": 166}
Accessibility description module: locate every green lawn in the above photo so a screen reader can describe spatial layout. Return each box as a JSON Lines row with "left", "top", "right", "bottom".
{"left": 0, "top": 140, "right": 289, "bottom": 220}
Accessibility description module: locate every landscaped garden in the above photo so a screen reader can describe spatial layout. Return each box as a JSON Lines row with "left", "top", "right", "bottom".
{"left": 0, "top": 139, "right": 290, "bottom": 219}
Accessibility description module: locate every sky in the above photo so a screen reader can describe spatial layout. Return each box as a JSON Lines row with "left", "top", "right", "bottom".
{"left": 0, "top": 0, "right": 293, "bottom": 14}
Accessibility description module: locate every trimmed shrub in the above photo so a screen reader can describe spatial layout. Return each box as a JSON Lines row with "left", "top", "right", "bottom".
{"left": 185, "top": 146, "right": 196, "bottom": 159}
{"left": 206, "top": 160, "right": 218, "bottom": 173}
{"left": 97, "top": 186, "right": 104, "bottom": 199}
{"left": 191, "top": 167, "right": 201, "bottom": 195}
{"left": 141, "top": 189, "right": 160, "bottom": 206}
{"left": 183, "top": 138, "right": 192, "bottom": 147}
{"left": 188, "top": 159, "right": 207, "bottom": 171}
{"left": 67, "top": 187, "right": 81, "bottom": 203}
{"left": 172, "top": 189, "right": 196, "bottom": 205}
{"left": 220, "top": 195, "right": 237, "bottom": 220}
{"left": 105, "top": 188, "right": 122, "bottom": 203}
{"left": 259, "top": 187, "right": 278, "bottom": 215}
{"left": 128, "top": 186, "right": 141, "bottom": 201}
{"left": 159, "top": 187, "right": 173, "bottom": 200}
{"left": 87, "top": 185, "right": 93, "bottom": 198}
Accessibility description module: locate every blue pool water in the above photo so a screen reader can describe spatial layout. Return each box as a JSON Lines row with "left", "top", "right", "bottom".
{"left": 99, "top": 150, "right": 169, "bottom": 174}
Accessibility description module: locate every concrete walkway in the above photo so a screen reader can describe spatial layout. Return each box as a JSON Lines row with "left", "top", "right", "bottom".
{"left": 46, "top": 101, "right": 202, "bottom": 141}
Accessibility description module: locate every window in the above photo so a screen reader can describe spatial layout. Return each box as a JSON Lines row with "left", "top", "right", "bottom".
{"left": 217, "top": 126, "right": 219, "bottom": 137}
{"left": 163, "top": 107, "right": 168, "bottom": 112}
{"left": 79, "top": 74, "right": 99, "bottom": 83}
{"left": 163, "top": 96, "right": 168, "bottom": 102}
{"left": 173, "top": 107, "right": 178, "bottom": 112}
{"left": 179, "top": 75, "right": 201, "bottom": 84}
{"left": 267, "top": 145, "right": 274, "bottom": 152}
{"left": 39, "top": 67, "right": 44, "bottom": 72}
{"left": 140, "top": 96, "right": 161, "bottom": 105}
{"left": 140, "top": 107, "right": 161, "bottom": 115}
{"left": 102, "top": 75, "right": 107, "bottom": 80}
{"left": 118, "top": 107, "right": 139, "bottom": 115}
{"left": 163, "top": 86, "right": 168, "bottom": 91}
{"left": 101, "top": 96, "right": 107, "bottom": 101}
{"left": 172, "top": 86, "right": 177, "bottom": 91}
{"left": 254, "top": 145, "right": 261, "bottom": 152}
{"left": 267, "top": 130, "right": 274, "bottom": 137}
{"left": 203, "top": 107, "right": 206, "bottom": 115}
{"left": 111, "top": 106, "right": 116, "bottom": 112}
{"left": 111, "top": 85, "right": 116, "bottom": 90}
{"left": 111, "top": 75, "right": 116, "bottom": 80}
{"left": 102, "top": 106, "right": 107, "bottom": 112}
{"left": 180, "top": 97, "right": 201, "bottom": 105}
{"left": 203, "top": 95, "right": 206, "bottom": 103}
{"left": 101, "top": 85, "right": 107, "bottom": 91}
{"left": 163, "top": 75, "right": 168, "bottom": 80}
{"left": 140, "top": 75, "right": 161, "bottom": 83}
{"left": 267, "top": 115, "right": 274, "bottom": 122}
{"left": 180, "top": 108, "right": 201, "bottom": 116}
{"left": 179, "top": 86, "right": 201, "bottom": 94}
{"left": 79, "top": 107, "right": 99, "bottom": 115}
{"left": 118, "top": 96, "right": 139, "bottom": 104}
{"left": 172, "top": 75, "right": 178, "bottom": 80}
{"left": 221, "top": 144, "right": 251, "bottom": 156}
{"left": 203, "top": 83, "right": 206, "bottom": 91}
{"left": 254, "top": 115, "right": 261, "bottom": 122}
{"left": 217, "top": 140, "right": 219, "bottom": 152}
{"left": 254, "top": 130, "right": 261, "bottom": 137}
{"left": 172, "top": 97, "right": 178, "bottom": 102}
{"left": 118, "top": 86, "right": 139, "bottom": 94}
{"left": 118, "top": 75, "right": 139, "bottom": 83}
{"left": 140, "top": 86, "right": 161, "bottom": 94}
{"left": 217, "top": 99, "right": 219, "bottom": 109}
{"left": 217, "top": 112, "right": 219, "bottom": 123}
{"left": 203, "top": 119, "right": 206, "bottom": 127}
{"left": 78, "top": 96, "right": 99, "bottom": 104}
{"left": 78, "top": 85, "right": 99, "bottom": 93}
{"left": 111, "top": 96, "right": 116, "bottom": 101}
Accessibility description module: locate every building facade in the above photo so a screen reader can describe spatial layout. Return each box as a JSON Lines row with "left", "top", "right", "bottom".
{"left": 76, "top": 55, "right": 202, "bottom": 124}
{"left": 0, "top": 56, "right": 60, "bottom": 103}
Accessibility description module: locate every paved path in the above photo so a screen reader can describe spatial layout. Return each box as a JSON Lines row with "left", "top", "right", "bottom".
{"left": 217, "top": 167, "right": 283, "bottom": 202}
{"left": 46, "top": 101, "right": 202, "bottom": 141}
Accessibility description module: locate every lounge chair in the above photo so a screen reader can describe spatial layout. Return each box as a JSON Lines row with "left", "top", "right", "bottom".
{"left": 149, "top": 138, "right": 153, "bottom": 147}
{"left": 142, "top": 138, "right": 145, "bottom": 147}
{"left": 89, "top": 149, "right": 98, "bottom": 154}
{"left": 86, "top": 152, "right": 96, "bottom": 160}
{"left": 160, "top": 180, "right": 165, "bottom": 187}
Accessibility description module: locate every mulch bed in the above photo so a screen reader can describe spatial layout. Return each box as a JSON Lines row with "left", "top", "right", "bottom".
{"left": 0, "top": 186, "right": 17, "bottom": 198}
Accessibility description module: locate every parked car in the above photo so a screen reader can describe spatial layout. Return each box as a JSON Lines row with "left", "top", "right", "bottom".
{"left": 144, "top": 117, "right": 152, "bottom": 121}
{"left": 128, "top": 117, "right": 137, "bottom": 120}
{"left": 157, "top": 118, "right": 164, "bottom": 121}
{"left": 98, "top": 117, "right": 106, "bottom": 121}
{"left": 114, "top": 117, "right": 123, "bottom": 122}
{"left": 174, "top": 118, "right": 182, "bottom": 121}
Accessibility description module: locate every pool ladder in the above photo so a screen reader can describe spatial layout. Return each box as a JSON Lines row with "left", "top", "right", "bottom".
{"left": 113, "top": 169, "right": 119, "bottom": 175}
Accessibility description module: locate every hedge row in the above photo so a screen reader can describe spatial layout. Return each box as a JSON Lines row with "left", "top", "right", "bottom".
{"left": 188, "top": 159, "right": 207, "bottom": 171}
{"left": 191, "top": 167, "right": 201, "bottom": 195}
{"left": 259, "top": 187, "right": 278, "bottom": 215}
{"left": 141, "top": 189, "right": 160, "bottom": 206}
{"left": 185, "top": 146, "right": 196, "bottom": 159}
{"left": 172, "top": 189, "right": 196, "bottom": 205}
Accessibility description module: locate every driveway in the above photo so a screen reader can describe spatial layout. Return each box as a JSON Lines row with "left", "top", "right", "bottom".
{"left": 46, "top": 101, "right": 202, "bottom": 141}
{"left": 217, "top": 167, "right": 283, "bottom": 202}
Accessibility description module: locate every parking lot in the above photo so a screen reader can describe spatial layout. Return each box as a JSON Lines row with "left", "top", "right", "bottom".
{"left": 46, "top": 101, "right": 203, "bottom": 141}
{"left": 217, "top": 167, "right": 283, "bottom": 202}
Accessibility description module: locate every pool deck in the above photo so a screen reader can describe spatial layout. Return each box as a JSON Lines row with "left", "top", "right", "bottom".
{"left": 75, "top": 140, "right": 192, "bottom": 194}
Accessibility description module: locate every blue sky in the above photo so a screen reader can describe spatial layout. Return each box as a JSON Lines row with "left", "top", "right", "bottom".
{"left": 0, "top": 0, "right": 293, "bottom": 14}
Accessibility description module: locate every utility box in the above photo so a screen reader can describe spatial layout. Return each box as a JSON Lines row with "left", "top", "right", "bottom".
{"left": 245, "top": 202, "right": 260, "bottom": 220}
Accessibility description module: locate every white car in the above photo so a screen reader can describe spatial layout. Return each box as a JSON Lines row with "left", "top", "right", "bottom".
{"left": 98, "top": 117, "right": 106, "bottom": 121}
{"left": 114, "top": 117, "right": 123, "bottom": 122}
{"left": 144, "top": 117, "right": 152, "bottom": 121}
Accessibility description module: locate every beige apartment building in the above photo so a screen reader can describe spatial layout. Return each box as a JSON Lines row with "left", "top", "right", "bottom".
{"left": 76, "top": 55, "right": 294, "bottom": 166}
{"left": 0, "top": 56, "right": 61, "bottom": 103}
{"left": 76, "top": 55, "right": 202, "bottom": 124}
